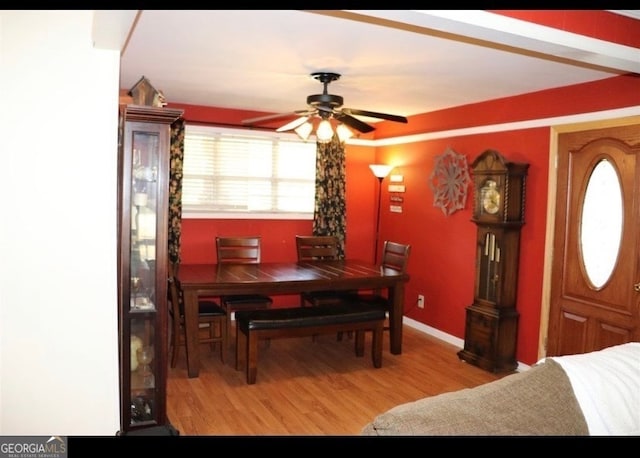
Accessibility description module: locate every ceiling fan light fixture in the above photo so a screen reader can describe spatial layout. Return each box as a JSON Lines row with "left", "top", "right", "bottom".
{"left": 336, "top": 123, "right": 354, "bottom": 142}
{"left": 242, "top": 72, "right": 407, "bottom": 138}
{"left": 316, "top": 119, "right": 334, "bottom": 143}
{"left": 294, "top": 121, "right": 313, "bottom": 141}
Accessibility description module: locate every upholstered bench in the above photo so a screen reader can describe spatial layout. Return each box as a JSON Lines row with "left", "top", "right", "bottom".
{"left": 235, "top": 303, "right": 386, "bottom": 384}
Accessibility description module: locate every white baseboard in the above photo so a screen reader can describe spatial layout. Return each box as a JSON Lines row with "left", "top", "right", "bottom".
{"left": 403, "top": 316, "right": 464, "bottom": 347}
{"left": 403, "top": 316, "right": 530, "bottom": 371}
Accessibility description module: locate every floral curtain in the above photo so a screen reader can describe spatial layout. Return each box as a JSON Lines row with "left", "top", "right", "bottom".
{"left": 168, "top": 118, "right": 185, "bottom": 265}
{"left": 313, "top": 135, "right": 347, "bottom": 258}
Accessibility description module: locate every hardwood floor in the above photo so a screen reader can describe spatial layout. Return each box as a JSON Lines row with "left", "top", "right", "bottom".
{"left": 166, "top": 324, "right": 505, "bottom": 435}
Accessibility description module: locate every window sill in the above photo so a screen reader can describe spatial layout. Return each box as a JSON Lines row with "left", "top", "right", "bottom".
{"left": 182, "top": 212, "right": 313, "bottom": 220}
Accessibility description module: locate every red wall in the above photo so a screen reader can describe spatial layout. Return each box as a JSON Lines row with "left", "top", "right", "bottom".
{"left": 374, "top": 127, "right": 550, "bottom": 365}
{"left": 373, "top": 74, "right": 640, "bottom": 366}
{"left": 168, "top": 74, "right": 639, "bottom": 366}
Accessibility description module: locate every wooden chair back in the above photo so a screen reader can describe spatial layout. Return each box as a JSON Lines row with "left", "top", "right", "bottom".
{"left": 380, "top": 241, "right": 411, "bottom": 274}
{"left": 359, "top": 241, "right": 411, "bottom": 333}
{"left": 167, "top": 261, "right": 183, "bottom": 333}
{"left": 167, "top": 261, "right": 227, "bottom": 366}
{"left": 296, "top": 235, "right": 340, "bottom": 261}
{"left": 216, "top": 236, "right": 262, "bottom": 264}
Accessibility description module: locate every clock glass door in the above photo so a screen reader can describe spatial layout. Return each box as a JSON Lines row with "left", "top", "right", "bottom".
{"left": 477, "top": 229, "right": 500, "bottom": 304}
{"left": 481, "top": 179, "right": 500, "bottom": 215}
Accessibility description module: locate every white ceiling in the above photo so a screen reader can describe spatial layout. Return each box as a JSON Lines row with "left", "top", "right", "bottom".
{"left": 117, "top": 10, "right": 640, "bottom": 127}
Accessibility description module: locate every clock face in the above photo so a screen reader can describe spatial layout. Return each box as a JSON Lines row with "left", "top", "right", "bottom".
{"left": 481, "top": 180, "right": 500, "bottom": 215}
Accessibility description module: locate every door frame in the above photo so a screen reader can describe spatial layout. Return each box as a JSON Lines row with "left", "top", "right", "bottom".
{"left": 538, "top": 114, "right": 640, "bottom": 360}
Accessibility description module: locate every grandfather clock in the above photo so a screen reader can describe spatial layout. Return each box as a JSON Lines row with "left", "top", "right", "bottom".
{"left": 458, "top": 149, "right": 529, "bottom": 373}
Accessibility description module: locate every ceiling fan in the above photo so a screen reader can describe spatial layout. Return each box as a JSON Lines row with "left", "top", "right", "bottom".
{"left": 241, "top": 72, "right": 408, "bottom": 138}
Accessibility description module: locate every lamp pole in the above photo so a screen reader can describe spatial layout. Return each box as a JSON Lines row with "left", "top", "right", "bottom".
{"left": 374, "top": 176, "right": 384, "bottom": 263}
{"left": 369, "top": 164, "right": 393, "bottom": 264}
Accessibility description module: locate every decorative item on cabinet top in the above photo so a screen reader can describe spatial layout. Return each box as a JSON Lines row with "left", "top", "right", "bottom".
{"left": 429, "top": 147, "right": 471, "bottom": 216}
{"left": 128, "top": 75, "right": 167, "bottom": 107}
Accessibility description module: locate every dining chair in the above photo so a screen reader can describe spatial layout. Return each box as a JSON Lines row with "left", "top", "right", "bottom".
{"left": 296, "top": 235, "right": 358, "bottom": 341}
{"left": 215, "top": 236, "right": 274, "bottom": 342}
{"left": 168, "top": 262, "right": 227, "bottom": 367}
{"left": 353, "top": 240, "right": 411, "bottom": 332}
{"left": 295, "top": 235, "right": 356, "bottom": 308}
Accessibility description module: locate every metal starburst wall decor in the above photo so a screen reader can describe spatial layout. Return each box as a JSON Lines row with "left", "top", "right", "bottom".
{"left": 428, "top": 147, "right": 471, "bottom": 216}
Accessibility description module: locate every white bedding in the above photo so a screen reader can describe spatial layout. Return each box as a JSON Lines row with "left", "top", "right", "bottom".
{"left": 545, "top": 342, "right": 640, "bottom": 436}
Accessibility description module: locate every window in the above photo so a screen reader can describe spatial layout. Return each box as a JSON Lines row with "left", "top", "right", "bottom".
{"left": 182, "top": 125, "right": 317, "bottom": 219}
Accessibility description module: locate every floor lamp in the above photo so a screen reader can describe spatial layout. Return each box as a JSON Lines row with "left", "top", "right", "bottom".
{"left": 369, "top": 164, "right": 393, "bottom": 264}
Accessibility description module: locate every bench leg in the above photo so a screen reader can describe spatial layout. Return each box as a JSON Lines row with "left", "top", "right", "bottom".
{"left": 372, "top": 324, "right": 383, "bottom": 368}
{"left": 236, "top": 321, "right": 245, "bottom": 371}
{"left": 354, "top": 330, "right": 365, "bottom": 357}
{"left": 246, "top": 331, "right": 259, "bottom": 384}
{"left": 236, "top": 324, "right": 260, "bottom": 384}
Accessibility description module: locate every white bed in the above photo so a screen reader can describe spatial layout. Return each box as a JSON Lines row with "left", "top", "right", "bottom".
{"left": 545, "top": 342, "right": 640, "bottom": 435}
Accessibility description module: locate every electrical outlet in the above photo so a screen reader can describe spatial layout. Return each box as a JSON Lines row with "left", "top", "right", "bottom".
{"left": 417, "top": 294, "right": 425, "bottom": 309}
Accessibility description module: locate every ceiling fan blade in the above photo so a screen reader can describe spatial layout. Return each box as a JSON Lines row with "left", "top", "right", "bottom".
{"left": 242, "top": 110, "right": 309, "bottom": 126}
{"left": 333, "top": 112, "right": 375, "bottom": 133}
{"left": 276, "top": 116, "right": 310, "bottom": 132}
{"left": 342, "top": 108, "right": 408, "bottom": 124}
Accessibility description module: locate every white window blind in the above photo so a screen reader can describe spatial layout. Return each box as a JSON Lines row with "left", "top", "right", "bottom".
{"left": 182, "top": 124, "right": 317, "bottom": 219}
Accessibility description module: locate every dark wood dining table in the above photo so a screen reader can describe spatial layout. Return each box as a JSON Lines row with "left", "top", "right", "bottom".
{"left": 178, "top": 259, "right": 410, "bottom": 378}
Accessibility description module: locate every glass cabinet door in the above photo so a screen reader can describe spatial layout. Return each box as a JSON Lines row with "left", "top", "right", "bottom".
{"left": 129, "top": 316, "right": 156, "bottom": 423}
{"left": 128, "top": 129, "right": 160, "bottom": 426}
{"left": 131, "top": 132, "right": 160, "bottom": 313}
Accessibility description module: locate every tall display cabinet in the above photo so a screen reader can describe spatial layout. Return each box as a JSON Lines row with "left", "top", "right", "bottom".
{"left": 457, "top": 149, "right": 528, "bottom": 373}
{"left": 117, "top": 104, "right": 183, "bottom": 434}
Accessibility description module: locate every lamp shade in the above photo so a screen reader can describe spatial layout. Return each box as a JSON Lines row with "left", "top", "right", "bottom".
{"left": 294, "top": 121, "right": 313, "bottom": 141}
{"left": 316, "top": 119, "right": 334, "bottom": 143}
{"left": 336, "top": 123, "right": 354, "bottom": 142}
{"left": 369, "top": 164, "right": 393, "bottom": 179}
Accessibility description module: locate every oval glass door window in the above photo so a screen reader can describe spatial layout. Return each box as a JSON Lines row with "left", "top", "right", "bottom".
{"left": 580, "top": 159, "right": 622, "bottom": 288}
